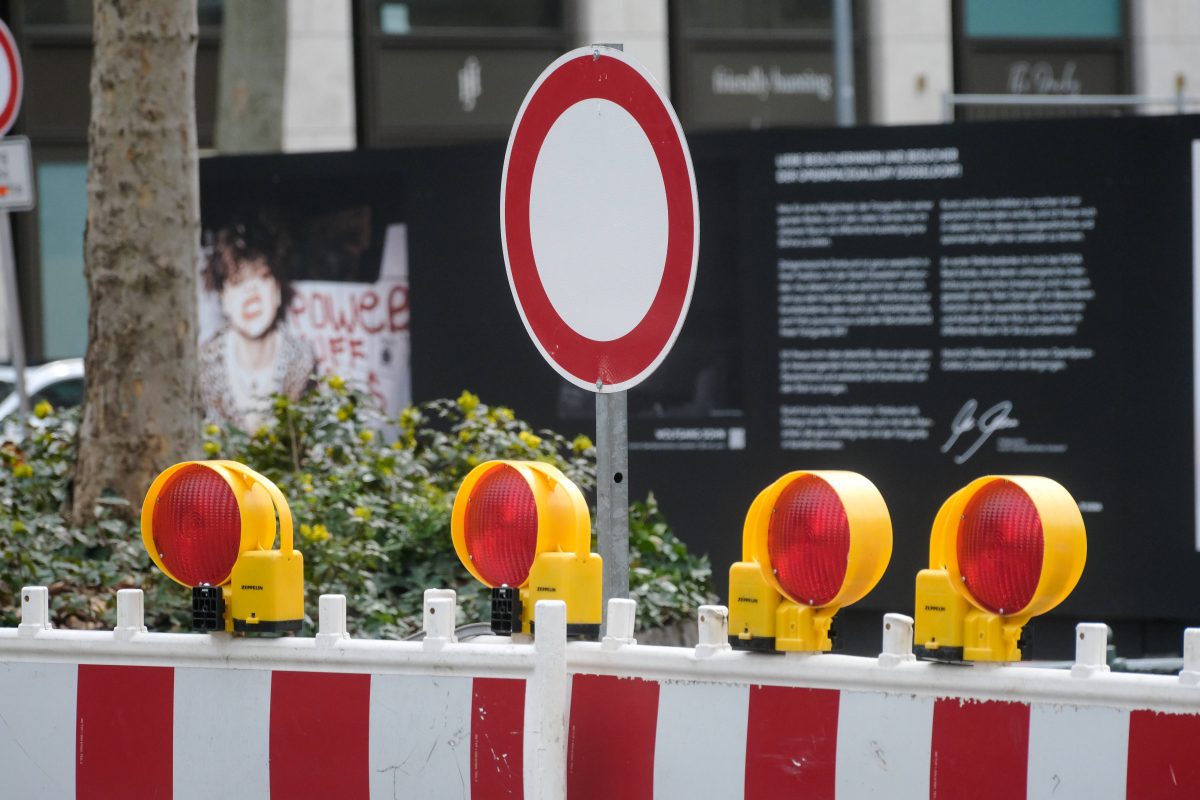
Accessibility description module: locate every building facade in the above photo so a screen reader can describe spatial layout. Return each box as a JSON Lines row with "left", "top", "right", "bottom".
{"left": 4, "top": 0, "right": 1200, "bottom": 361}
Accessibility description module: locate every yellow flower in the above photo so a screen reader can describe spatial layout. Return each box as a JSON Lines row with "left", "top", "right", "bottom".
{"left": 12, "top": 464, "right": 32, "bottom": 479}
{"left": 301, "top": 522, "right": 334, "bottom": 543}
{"left": 12, "top": 520, "right": 27, "bottom": 533}
{"left": 204, "top": 424, "right": 220, "bottom": 436}
{"left": 518, "top": 430, "right": 542, "bottom": 449}
{"left": 466, "top": 455, "right": 478, "bottom": 467}
{"left": 572, "top": 434, "right": 594, "bottom": 453}
{"left": 33, "top": 400, "right": 52, "bottom": 419}
{"left": 329, "top": 375, "right": 346, "bottom": 391}
{"left": 254, "top": 426, "right": 269, "bottom": 440}
{"left": 352, "top": 506, "right": 371, "bottom": 520}
{"left": 495, "top": 407, "right": 514, "bottom": 423}
{"left": 337, "top": 406, "right": 350, "bottom": 422}
{"left": 458, "top": 429, "right": 473, "bottom": 443}
{"left": 203, "top": 441, "right": 220, "bottom": 456}
{"left": 358, "top": 430, "right": 374, "bottom": 444}
{"left": 456, "top": 390, "right": 480, "bottom": 414}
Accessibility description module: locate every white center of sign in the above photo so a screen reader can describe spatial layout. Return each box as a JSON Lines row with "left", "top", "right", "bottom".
{"left": 0, "top": 53, "right": 11, "bottom": 111}
{"left": 528, "top": 98, "right": 669, "bottom": 342}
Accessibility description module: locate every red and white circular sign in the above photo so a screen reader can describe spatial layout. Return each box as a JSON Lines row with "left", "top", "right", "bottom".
{"left": 0, "top": 20, "right": 22, "bottom": 138}
{"left": 501, "top": 46, "right": 699, "bottom": 393}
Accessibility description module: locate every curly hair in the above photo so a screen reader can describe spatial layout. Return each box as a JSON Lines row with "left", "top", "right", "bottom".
{"left": 204, "top": 213, "right": 295, "bottom": 326}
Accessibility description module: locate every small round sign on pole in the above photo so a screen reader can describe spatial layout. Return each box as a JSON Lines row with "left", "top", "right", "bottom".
{"left": 0, "top": 20, "right": 23, "bottom": 138}
{"left": 500, "top": 45, "right": 699, "bottom": 393}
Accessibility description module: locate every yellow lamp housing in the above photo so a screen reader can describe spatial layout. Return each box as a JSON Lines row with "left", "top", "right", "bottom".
{"left": 451, "top": 459, "right": 601, "bottom": 638}
{"left": 141, "top": 460, "right": 304, "bottom": 633}
{"left": 914, "top": 475, "right": 1086, "bottom": 663}
{"left": 729, "top": 470, "right": 892, "bottom": 653}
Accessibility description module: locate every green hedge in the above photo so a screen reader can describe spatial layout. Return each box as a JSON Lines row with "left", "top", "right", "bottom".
{"left": 0, "top": 380, "right": 715, "bottom": 636}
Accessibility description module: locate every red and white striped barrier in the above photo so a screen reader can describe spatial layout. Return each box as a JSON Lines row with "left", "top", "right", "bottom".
{"left": 1, "top": 589, "right": 1198, "bottom": 799}
{"left": 565, "top": 672, "right": 1200, "bottom": 799}
{"left": 1, "top": 661, "right": 527, "bottom": 799}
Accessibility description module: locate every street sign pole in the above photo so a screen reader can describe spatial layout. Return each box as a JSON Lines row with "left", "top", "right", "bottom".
{"left": 0, "top": 209, "right": 28, "bottom": 421}
{"left": 597, "top": 387, "right": 629, "bottom": 624}
{"left": 0, "top": 20, "right": 29, "bottom": 426}
{"left": 589, "top": 43, "right": 631, "bottom": 629}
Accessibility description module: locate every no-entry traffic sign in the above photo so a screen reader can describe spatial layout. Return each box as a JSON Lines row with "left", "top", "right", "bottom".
{"left": 0, "top": 20, "right": 23, "bottom": 138}
{"left": 501, "top": 46, "right": 699, "bottom": 393}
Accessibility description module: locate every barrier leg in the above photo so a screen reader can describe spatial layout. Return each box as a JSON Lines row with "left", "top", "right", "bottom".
{"left": 114, "top": 589, "right": 147, "bottom": 641}
{"left": 18, "top": 586, "right": 51, "bottom": 637}
{"left": 526, "top": 600, "right": 567, "bottom": 800}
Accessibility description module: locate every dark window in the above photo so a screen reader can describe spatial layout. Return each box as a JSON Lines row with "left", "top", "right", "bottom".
{"left": 952, "top": 0, "right": 1131, "bottom": 121}
{"left": 357, "top": 0, "right": 570, "bottom": 147}
{"left": 377, "top": 0, "right": 561, "bottom": 33}
{"left": 678, "top": 0, "right": 832, "bottom": 31}
{"left": 669, "top": 0, "right": 867, "bottom": 130}
{"left": 23, "top": 0, "right": 224, "bottom": 26}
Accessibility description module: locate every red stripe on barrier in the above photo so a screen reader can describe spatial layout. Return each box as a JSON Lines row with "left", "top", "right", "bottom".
{"left": 744, "top": 684, "right": 839, "bottom": 800}
{"left": 471, "top": 677, "right": 526, "bottom": 800}
{"left": 77, "top": 664, "right": 174, "bottom": 800}
{"left": 270, "top": 671, "right": 370, "bottom": 800}
{"left": 930, "top": 698, "right": 1029, "bottom": 800}
{"left": 1127, "top": 710, "right": 1200, "bottom": 798}
{"left": 567, "top": 673, "right": 660, "bottom": 800}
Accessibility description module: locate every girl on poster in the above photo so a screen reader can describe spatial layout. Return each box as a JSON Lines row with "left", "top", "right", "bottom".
{"left": 199, "top": 216, "right": 315, "bottom": 429}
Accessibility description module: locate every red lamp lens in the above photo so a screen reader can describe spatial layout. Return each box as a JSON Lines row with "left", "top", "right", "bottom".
{"left": 767, "top": 475, "right": 850, "bottom": 606}
{"left": 464, "top": 465, "right": 538, "bottom": 587}
{"left": 151, "top": 464, "right": 242, "bottom": 586}
{"left": 957, "top": 480, "right": 1044, "bottom": 614}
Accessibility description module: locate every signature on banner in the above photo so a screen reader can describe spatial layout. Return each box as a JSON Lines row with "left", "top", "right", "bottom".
{"left": 940, "top": 399, "right": 1019, "bottom": 464}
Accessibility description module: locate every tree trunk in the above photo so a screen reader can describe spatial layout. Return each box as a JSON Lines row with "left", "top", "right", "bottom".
{"left": 72, "top": 0, "right": 202, "bottom": 523}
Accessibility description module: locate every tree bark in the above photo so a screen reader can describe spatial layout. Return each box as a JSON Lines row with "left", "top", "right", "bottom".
{"left": 73, "top": 0, "right": 202, "bottom": 522}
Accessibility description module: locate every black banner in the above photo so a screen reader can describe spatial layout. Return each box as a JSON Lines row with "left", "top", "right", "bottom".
{"left": 204, "top": 114, "right": 1200, "bottom": 653}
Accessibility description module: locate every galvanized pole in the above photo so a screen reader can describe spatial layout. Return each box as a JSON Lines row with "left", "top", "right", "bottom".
{"left": 0, "top": 210, "right": 30, "bottom": 424}
{"left": 596, "top": 387, "right": 630, "bottom": 631}
{"left": 833, "top": 0, "right": 856, "bottom": 127}
{"left": 592, "top": 42, "right": 632, "bottom": 634}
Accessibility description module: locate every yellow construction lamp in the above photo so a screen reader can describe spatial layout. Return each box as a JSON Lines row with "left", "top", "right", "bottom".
{"left": 141, "top": 460, "right": 304, "bottom": 633}
{"left": 729, "top": 471, "right": 892, "bottom": 653}
{"left": 914, "top": 475, "right": 1086, "bottom": 662}
{"left": 451, "top": 460, "right": 601, "bottom": 638}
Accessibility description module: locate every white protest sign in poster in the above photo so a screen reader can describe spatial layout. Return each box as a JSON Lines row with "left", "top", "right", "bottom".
{"left": 290, "top": 224, "right": 411, "bottom": 416}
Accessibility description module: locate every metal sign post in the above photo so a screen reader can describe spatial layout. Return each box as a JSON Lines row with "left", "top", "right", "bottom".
{"left": 0, "top": 209, "right": 28, "bottom": 418}
{"left": 0, "top": 21, "right": 30, "bottom": 425}
{"left": 0, "top": 137, "right": 35, "bottom": 425}
{"left": 596, "top": 388, "right": 629, "bottom": 615}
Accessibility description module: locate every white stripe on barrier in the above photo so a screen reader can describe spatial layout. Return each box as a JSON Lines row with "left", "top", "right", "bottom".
{"left": 174, "top": 667, "right": 271, "bottom": 800}
{"left": 0, "top": 661, "right": 75, "bottom": 800}
{"left": 369, "top": 674, "right": 474, "bottom": 798}
{"left": 653, "top": 680, "right": 749, "bottom": 799}
{"left": 835, "top": 690, "right": 934, "bottom": 800}
{"left": 1027, "top": 703, "right": 1129, "bottom": 800}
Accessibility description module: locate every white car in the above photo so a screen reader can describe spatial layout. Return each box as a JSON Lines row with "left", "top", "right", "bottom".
{"left": 0, "top": 358, "right": 85, "bottom": 426}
